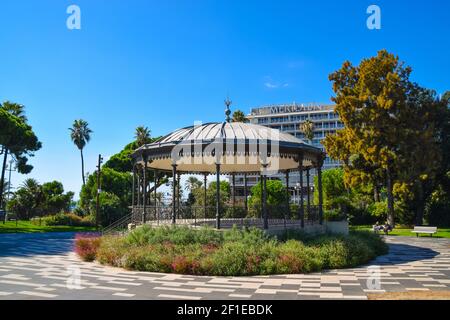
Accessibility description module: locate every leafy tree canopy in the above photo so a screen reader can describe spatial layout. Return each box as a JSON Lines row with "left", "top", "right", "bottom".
{"left": 80, "top": 167, "right": 132, "bottom": 211}
{"left": 104, "top": 138, "right": 161, "bottom": 173}
{"left": 6, "top": 179, "right": 73, "bottom": 219}
{"left": 248, "top": 180, "right": 288, "bottom": 207}
{"left": 232, "top": 110, "right": 249, "bottom": 123}
{"left": 324, "top": 50, "right": 448, "bottom": 226}
{"left": 0, "top": 108, "right": 42, "bottom": 174}
{"left": 192, "top": 180, "right": 230, "bottom": 208}
{"left": 313, "top": 168, "right": 347, "bottom": 208}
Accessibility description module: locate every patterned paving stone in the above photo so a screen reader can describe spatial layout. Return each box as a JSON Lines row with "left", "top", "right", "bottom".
{"left": 0, "top": 232, "right": 449, "bottom": 299}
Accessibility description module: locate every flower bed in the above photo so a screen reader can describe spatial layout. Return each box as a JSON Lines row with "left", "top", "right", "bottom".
{"left": 74, "top": 233, "right": 102, "bottom": 261}
{"left": 74, "top": 225, "right": 388, "bottom": 276}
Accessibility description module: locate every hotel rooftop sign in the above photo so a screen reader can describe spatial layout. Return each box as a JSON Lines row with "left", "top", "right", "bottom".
{"left": 250, "top": 104, "right": 334, "bottom": 116}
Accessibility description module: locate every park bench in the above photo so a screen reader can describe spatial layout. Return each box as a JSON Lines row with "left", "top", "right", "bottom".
{"left": 411, "top": 226, "right": 437, "bottom": 237}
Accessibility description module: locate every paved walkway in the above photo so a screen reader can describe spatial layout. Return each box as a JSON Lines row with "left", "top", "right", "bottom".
{"left": 0, "top": 232, "right": 449, "bottom": 300}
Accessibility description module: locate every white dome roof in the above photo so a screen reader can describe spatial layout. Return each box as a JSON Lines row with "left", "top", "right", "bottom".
{"left": 156, "top": 122, "right": 305, "bottom": 145}
{"left": 133, "top": 122, "right": 323, "bottom": 174}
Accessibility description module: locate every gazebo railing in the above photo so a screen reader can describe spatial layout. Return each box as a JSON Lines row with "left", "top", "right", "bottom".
{"left": 103, "top": 204, "right": 323, "bottom": 235}
{"left": 129, "top": 204, "right": 321, "bottom": 229}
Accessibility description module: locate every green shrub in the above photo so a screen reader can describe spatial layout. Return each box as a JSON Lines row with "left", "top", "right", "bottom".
{"left": 34, "top": 213, "right": 95, "bottom": 227}
{"left": 81, "top": 214, "right": 96, "bottom": 225}
{"left": 126, "top": 225, "right": 222, "bottom": 246}
{"left": 323, "top": 209, "right": 346, "bottom": 222}
{"left": 222, "top": 226, "right": 272, "bottom": 246}
{"left": 96, "top": 236, "right": 129, "bottom": 266}
{"left": 87, "top": 227, "right": 388, "bottom": 276}
{"left": 224, "top": 206, "right": 247, "bottom": 218}
{"left": 120, "top": 245, "right": 174, "bottom": 273}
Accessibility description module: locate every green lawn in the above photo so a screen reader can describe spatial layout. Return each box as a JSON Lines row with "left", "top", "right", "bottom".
{"left": 0, "top": 221, "right": 97, "bottom": 234}
{"left": 350, "top": 225, "right": 450, "bottom": 238}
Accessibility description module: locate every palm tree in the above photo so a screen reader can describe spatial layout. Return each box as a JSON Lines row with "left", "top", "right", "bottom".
{"left": 0, "top": 101, "right": 27, "bottom": 121}
{"left": 135, "top": 126, "right": 151, "bottom": 147}
{"left": 15, "top": 178, "right": 44, "bottom": 221}
{"left": 69, "top": 119, "right": 92, "bottom": 186}
{"left": 20, "top": 178, "right": 40, "bottom": 193}
{"left": 184, "top": 176, "right": 202, "bottom": 192}
{"left": 300, "top": 120, "right": 315, "bottom": 141}
{"left": 232, "top": 110, "right": 249, "bottom": 123}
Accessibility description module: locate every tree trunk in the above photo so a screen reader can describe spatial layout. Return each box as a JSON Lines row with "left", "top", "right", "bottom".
{"left": 80, "top": 148, "right": 85, "bottom": 186}
{"left": 373, "top": 184, "right": 380, "bottom": 202}
{"left": 0, "top": 148, "right": 9, "bottom": 213}
{"left": 415, "top": 182, "right": 425, "bottom": 226}
{"left": 386, "top": 167, "right": 395, "bottom": 227}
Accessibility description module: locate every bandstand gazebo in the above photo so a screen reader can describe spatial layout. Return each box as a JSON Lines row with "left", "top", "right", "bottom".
{"left": 130, "top": 105, "right": 325, "bottom": 230}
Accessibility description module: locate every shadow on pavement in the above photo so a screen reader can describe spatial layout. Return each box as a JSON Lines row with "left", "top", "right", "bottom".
{"left": 371, "top": 242, "right": 439, "bottom": 265}
{"left": 0, "top": 233, "right": 441, "bottom": 267}
{"left": 0, "top": 232, "right": 100, "bottom": 258}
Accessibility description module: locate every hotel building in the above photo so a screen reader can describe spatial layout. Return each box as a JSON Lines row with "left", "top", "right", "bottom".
{"left": 231, "top": 103, "right": 343, "bottom": 202}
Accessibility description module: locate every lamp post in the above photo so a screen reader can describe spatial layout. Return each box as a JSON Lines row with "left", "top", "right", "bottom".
{"left": 95, "top": 154, "right": 103, "bottom": 231}
{"left": 6, "top": 159, "right": 15, "bottom": 202}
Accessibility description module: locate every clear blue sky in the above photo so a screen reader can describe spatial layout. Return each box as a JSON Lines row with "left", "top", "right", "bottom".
{"left": 1, "top": 0, "right": 449, "bottom": 197}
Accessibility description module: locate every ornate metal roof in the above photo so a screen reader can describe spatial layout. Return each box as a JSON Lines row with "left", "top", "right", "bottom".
{"left": 132, "top": 122, "right": 323, "bottom": 174}
{"left": 154, "top": 122, "right": 309, "bottom": 145}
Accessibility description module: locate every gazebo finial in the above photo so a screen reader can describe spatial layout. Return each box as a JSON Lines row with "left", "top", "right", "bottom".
{"left": 224, "top": 96, "right": 232, "bottom": 123}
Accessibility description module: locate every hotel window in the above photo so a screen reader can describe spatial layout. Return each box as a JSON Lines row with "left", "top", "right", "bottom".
{"left": 284, "top": 124, "right": 294, "bottom": 131}
{"left": 270, "top": 116, "right": 289, "bottom": 123}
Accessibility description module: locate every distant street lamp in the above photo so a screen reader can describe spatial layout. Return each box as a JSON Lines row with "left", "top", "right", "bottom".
{"left": 7, "top": 159, "right": 16, "bottom": 201}
{"left": 294, "top": 183, "right": 301, "bottom": 205}
{"left": 95, "top": 154, "right": 103, "bottom": 230}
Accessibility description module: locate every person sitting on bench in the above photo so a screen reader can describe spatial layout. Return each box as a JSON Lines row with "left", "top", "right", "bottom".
{"left": 373, "top": 221, "right": 392, "bottom": 235}
{"left": 382, "top": 222, "right": 393, "bottom": 235}
{"left": 373, "top": 221, "right": 384, "bottom": 233}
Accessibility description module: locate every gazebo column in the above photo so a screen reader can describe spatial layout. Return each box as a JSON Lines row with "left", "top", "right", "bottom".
{"left": 154, "top": 170, "right": 158, "bottom": 219}
{"left": 142, "top": 157, "right": 147, "bottom": 224}
{"left": 154, "top": 171, "right": 158, "bottom": 204}
{"left": 259, "top": 173, "right": 263, "bottom": 218}
{"left": 298, "top": 155, "right": 304, "bottom": 228}
{"left": 244, "top": 173, "right": 248, "bottom": 215}
{"left": 177, "top": 173, "right": 181, "bottom": 218}
{"left": 262, "top": 164, "right": 268, "bottom": 230}
{"left": 171, "top": 164, "right": 177, "bottom": 224}
{"left": 137, "top": 172, "right": 141, "bottom": 208}
{"left": 215, "top": 163, "right": 221, "bottom": 229}
{"left": 232, "top": 174, "right": 236, "bottom": 213}
{"left": 203, "top": 174, "right": 207, "bottom": 218}
{"left": 317, "top": 160, "right": 324, "bottom": 225}
{"left": 132, "top": 165, "right": 136, "bottom": 211}
{"left": 306, "top": 168, "right": 311, "bottom": 220}
{"left": 285, "top": 171, "right": 290, "bottom": 219}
